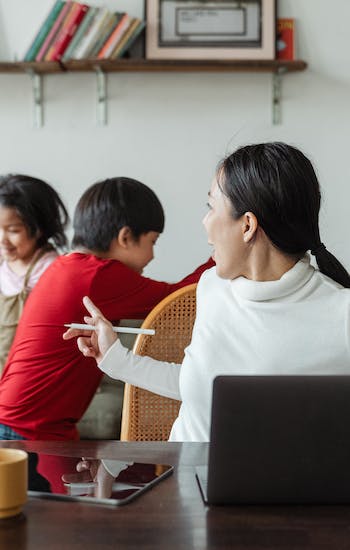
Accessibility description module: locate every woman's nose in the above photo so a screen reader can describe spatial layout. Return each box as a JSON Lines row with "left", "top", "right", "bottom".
{"left": 202, "top": 211, "right": 209, "bottom": 229}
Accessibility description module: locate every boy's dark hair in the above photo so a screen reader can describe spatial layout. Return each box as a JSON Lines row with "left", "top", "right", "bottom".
{"left": 219, "top": 142, "right": 350, "bottom": 288}
{"left": 0, "top": 174, "right": 69, "bottom": 249}
{"left": 72, "top": 177, "right": 165, "bottom": 252}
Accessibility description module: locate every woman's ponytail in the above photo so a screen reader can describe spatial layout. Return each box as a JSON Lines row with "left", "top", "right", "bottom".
{"left": 311, "top": 244, "right": 350, "bottom": 288}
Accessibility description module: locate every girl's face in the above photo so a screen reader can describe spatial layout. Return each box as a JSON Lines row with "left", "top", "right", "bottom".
{"left": 0, "top": 206, "right": 39, "bottom": 264}
{"left": 202, "top": 178, "right": 248, "bottom": 280}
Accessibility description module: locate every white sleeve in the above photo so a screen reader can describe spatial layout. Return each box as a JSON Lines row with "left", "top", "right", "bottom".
{"left": 101, "top": 460, "right": 133, "bottom": 478}
{"left": 98, "top": 340, "right": 182, "bottom": 400}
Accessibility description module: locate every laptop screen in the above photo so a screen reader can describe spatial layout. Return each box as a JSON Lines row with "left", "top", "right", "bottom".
{"left": 199, "top": 375, "right": 350, "bottom": 504}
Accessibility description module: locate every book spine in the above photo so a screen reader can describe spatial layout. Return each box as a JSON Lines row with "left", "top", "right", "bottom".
{"left": 47, "top": 3, "right": 89, "bottom": 61}
{"left": 109, "top": 18, "right": 138, "bottom": 59}
{"left": 45, "top": 2, "right": 77, "bottom": 61}
{"left": 62, "top": 7, "right": 96, "bottom": 60}
{"left": 97, "top": 14, "right": 130, "bottom": 59}
{"left": 88, "top": 13, "right": 119, "bottom": 58}
{"left": 24, "top": 0, "right": 65, "bottom": 61}
{"left": 72, "top": 8, "right": 108, "bottom": 59}
{"left": 79, "top": 8, "right": 112, "bottom": 59}
{"left": 111, "top": 20, "right": 145, "bottom": 59}
{"left": 36, "top": 1, "right": 73, "bottom": 62}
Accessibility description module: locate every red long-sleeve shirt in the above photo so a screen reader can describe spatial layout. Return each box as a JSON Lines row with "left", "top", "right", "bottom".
{"left": 0, "top": 253, "right": 214, "bottom": 440}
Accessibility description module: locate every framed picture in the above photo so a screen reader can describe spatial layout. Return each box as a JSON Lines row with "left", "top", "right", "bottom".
{"left": 146, "top": 0, "right": 276, "bottom": 60}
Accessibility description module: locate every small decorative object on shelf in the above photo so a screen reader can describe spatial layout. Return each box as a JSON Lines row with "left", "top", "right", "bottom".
{"left": 22, "top": 1, "right": 146, "bottom": 62}
{"left": 277, "top": 18, "right": 295, "bottom": 60}
{"left": 146, "top": 0, "right": 276, "bottom": 60}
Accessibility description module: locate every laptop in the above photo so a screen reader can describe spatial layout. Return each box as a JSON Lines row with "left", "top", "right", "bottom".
{"left": 196, "top": 375, "right": 350, "bottom": 505}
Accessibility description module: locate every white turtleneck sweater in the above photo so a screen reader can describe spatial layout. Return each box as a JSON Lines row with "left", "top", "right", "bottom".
{"left": 100, "top": 255, "right": 350, "bottom": 442}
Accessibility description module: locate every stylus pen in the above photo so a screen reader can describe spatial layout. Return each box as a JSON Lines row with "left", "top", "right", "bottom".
{"left": 64, "top": 323, "right": 155, "bottom": 335}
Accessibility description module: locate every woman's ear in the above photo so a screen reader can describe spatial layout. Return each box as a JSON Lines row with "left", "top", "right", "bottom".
{"left": 242, "top": 212, "right": 258, "bottom": 243}
{"left": 117, "top": 226, "right": 134, "bottom": 248}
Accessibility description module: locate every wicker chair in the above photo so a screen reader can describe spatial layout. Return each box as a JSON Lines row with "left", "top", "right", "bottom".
{"left": 120, "top": 283, "right": 197, "bottom": 441}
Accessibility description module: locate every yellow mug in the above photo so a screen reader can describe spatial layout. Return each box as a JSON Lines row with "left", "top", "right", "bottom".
{"left": 0, "top": 449, "right": 28, "bottom": 519}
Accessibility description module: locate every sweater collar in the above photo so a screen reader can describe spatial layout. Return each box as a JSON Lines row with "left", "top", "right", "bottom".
{"left": 230, "top": 255, "right": 314, "bottom": 302}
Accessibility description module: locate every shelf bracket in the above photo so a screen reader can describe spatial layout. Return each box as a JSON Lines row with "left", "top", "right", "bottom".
{"left": 26, "top": 70, "right": 43, "bottom": 128}
{"left": 272, "top": 68, "right": 286, "bottom": 125}
{"left": 95, "top": 67, "right": 107, "bottom": 126}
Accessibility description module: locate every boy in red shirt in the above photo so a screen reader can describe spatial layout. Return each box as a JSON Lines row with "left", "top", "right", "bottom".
{"left": 0, "top": 177, "right": 213, "bottom": 440}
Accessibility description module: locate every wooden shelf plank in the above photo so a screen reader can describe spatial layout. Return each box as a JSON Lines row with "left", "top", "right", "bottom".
{"left": 0, "top": 61, "right": 62, "bottom": 74}
{"left": 64, "top": 58, "right": 307, "bottom": 73}
{"left": 0, "top": 58, "right": 307, "bottom": 74}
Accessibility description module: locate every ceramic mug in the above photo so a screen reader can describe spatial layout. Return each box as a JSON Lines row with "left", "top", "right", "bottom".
{"left": 0, "top": 449, "right": 28, "bottom": 519}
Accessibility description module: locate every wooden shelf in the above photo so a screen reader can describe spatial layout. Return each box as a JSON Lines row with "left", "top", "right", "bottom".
{"left": 0, "top": 58, "right": 307, "bottom": 74}
{"left": 0, "top": 58, "right": 307, "bottom": 127}
{"left": 0, "top": 61, "right": 62, "bottom": 74}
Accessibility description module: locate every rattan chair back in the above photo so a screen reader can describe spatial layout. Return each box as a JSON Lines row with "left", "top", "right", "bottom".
{"left": 120, "top": 283, "right": 197, "bottom": 441}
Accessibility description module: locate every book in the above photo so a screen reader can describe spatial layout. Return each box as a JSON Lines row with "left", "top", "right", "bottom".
{"left": 111, "top": 19, "right": 145, "bottom": 59}
{"left": 44, "top": 2, "right": 78, "bottom": 61}
{"left": 97, "top": 13, "right": 131, "bottom": 59}
{"left": 62, "top": 6, "right": 98, "bottom": 60}
{"left": 277, "top": 18, "right": 295, "bottom": 60}
{"left": 88, "top": 12, "right": 120, "bottom": 58}
{"left": 72, "top": 7, "right": 111, "bottom": 59}
{"left": 109, "top": 18, "right": 138, "bottom": 59}
{"left": 23, "top": 0, "right": 65, "bottom": 61}
{"left": 70, "top": 7, "right": 102, "bottom": 59}
{"left": 46, "top": 3, "right": 89, "bottom": 61}
{"left": 36, "top": 1, "right": 74, "bottom": 61}
{"left": 82, "top": 8, "right": 116, "bottom": 58}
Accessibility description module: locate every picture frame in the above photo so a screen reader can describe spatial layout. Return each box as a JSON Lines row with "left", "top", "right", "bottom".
{"left": 146, "top": 0, "right": 276, "bottom": 60}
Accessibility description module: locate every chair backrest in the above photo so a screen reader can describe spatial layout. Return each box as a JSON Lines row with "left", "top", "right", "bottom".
{"left": 120, "top": 283, "right": 197, "bottom": 441}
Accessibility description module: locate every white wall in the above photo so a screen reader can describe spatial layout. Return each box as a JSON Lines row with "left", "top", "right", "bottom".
{"left": 0, "top": 0, "right": 349, "bottom": 280}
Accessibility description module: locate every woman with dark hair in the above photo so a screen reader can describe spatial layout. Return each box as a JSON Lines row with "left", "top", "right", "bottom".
{"left": 0, "top": 176, "right": 213, "bottom": 441}
{"left": 65, "top": 143, "right": 350, "bottom": 442}
{"left": 0, "top": 174, "right": 68, "bottom": 371}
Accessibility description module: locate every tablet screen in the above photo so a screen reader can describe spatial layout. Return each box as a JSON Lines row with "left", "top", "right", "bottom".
{"left": 27, "top": 452, "right": 173, "bottom": 506}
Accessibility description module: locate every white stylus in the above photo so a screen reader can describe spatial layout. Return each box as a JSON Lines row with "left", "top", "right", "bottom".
{"left": 64, "top": 323, "right": 155, "bottom": 335}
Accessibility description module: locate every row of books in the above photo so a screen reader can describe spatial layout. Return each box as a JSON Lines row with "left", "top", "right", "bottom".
{"left": 23, "top": 1, "right": 145, "bottom": 62}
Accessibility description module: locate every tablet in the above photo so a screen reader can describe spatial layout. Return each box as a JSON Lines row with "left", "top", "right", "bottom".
{"left": 27, "top": 452, "right": 173, "bottom": 506}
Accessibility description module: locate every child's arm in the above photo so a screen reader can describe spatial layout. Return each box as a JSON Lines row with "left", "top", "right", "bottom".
{"left": 92, "top": 257, "right": 215, "bottom": 320}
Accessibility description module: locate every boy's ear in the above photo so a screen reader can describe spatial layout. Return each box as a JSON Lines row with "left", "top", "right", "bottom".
{"left": 117, "top": 226, "right": 134, "bottom": 248}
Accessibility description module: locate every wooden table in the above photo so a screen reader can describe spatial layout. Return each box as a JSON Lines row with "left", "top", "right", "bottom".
{"left": 1, "top": 440, "right": 350, "bottom": 549}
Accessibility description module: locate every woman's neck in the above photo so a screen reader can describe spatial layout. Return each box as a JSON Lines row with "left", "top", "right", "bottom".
{"left": 249, "top": 256, "right": 298, "bottom": 282}
{"left": 244, "top": 237, "right": 300, "bottom": 282}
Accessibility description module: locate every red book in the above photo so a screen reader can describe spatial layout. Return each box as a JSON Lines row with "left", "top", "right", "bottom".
{"left": 277, "top": 18, "right": 295, "bottom": 60}
{"left": 46, "top": 3, "right": 89, "bottom": 61}
{"left": 36, "top": 1, "right": 73, "bottom": 61}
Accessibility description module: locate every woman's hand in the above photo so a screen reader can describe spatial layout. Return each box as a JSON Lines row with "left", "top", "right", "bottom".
{"left": 62, "top": 459, "right": 115, "bottom": 499}
{"left": 62, "top": 296, "right": 118, "bottom": 363}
